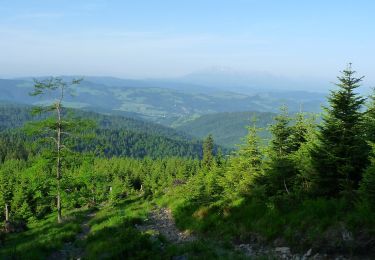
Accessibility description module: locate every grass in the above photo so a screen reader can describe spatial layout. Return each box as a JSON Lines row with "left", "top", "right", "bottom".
{"left": 162, "top": 190, "right": 375, "bottom": 255}
{"left": 0, "top": 208, "right": 90, "bottom": 259}
{"left": 83, "top": 197, "right": 158, "bottom": 259}
{"left": 84, "top": 196, "right": 246, "bottom": 259}
{"left": 0, "top": 196, "right": 247, "bottom": 259}
{"left": 6, "top": 192, "right": 368, "bottom": 259}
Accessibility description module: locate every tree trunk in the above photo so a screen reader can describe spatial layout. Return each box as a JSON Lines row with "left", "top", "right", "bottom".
{"left": 56, "top": 103, "right": 62, "bottom": 223}
{"left": 57, "top": 189, "right": 62, "bottom": 223}
{"left": 5, "top": 203, "right": 9, "bottom": 222}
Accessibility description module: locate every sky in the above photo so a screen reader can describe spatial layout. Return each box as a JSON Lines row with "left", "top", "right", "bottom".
{"left": 0, "top": 0, "right": 374, "bottom": 85}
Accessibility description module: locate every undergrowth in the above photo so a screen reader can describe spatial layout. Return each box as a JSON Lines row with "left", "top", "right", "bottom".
{"left": 0, "top": 208, "right": 90, "bottom": 259}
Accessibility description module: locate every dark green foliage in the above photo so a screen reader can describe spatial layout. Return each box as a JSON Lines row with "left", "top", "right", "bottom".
{"left": 223, "top": 124, "right": 263, "bottom": 198}
{"left": 360, "top": 144, "right": 375, "bottom": 206}
{"left": 269, "top": 106, "right": 294, "bottom": 156}
{"left": 311, "top": 65, "right": 369, "bottom": 197}
{"left": 259, "top": 108, "right": 310, "bottom": 197}
{"left": 202, "top": 134, "right": 214, "bottom": 169}
{"left": 0, "top": 132, "right": 30, "bottom": 163}
{"left": 0, "top": 103, "right": 42, "bottom": 131}
{"left": 289, "top": 112, "right": 310, "bottom": 152}
{"left": 176, "top": 111, "right": 275, "bottom": 148}
{"left": 74, "top": 128, "right": 203, "bottom": 159}
{"left": 0, "top": 103, "right": 207, "bottom": 159}
{"left": 0, "top": 209, "right": 88, "bottom": 259}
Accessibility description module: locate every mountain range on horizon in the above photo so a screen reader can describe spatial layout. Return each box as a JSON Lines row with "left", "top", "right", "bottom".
{"left": 0, "top": 75, "right": 327, "bottom": 125}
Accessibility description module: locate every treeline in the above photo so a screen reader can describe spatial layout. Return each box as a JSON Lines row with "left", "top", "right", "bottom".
{"left": 0, "top": 103, "right": 194, "bottom": 141}
{"left": 0, "top": 104, "right": 208, "bottom": 161}
{"left": 0, "top": 130, "right": 204, "bottom": 162}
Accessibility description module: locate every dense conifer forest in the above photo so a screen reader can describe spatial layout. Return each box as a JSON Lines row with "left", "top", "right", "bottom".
{"left": 0, "top": 66, "right": 374, "bottom": 259}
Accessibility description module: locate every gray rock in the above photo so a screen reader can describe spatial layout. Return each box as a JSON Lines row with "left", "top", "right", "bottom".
{"left": 341, "top": 228, "right": 353, "bottom": 241}
{"left": 312, "top": 253, "right": 321, "bottom": 259}
{"left": 304, "top": 248, "right": 312, "bottom": 257}
{"left": 172, "top": 254, "right": 188, "bottom": 260}
{"left": 275, "top": 246, "right": 291, "bottom": 255}
{"left": 236, "top": 244, "right": 253, "bottom": 256}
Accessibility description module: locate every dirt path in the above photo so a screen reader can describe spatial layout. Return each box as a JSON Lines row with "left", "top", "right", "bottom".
{"left": 136, "top": 207, "right": 195, "bottom": 244}
{"left": 48, "top": 211, "right": 96, "bottom": 260}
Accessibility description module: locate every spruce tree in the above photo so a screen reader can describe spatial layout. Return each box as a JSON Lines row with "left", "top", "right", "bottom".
{"left": 311, "top": 64, "right": 369, "bottom": 197}
{"left": 227, "top": 124, "right": 263, "bottom": 196}
{"left": 269, "top": 106, "right": 293, "bottom": 156}
{"left": 202, "top": 134, "right": 214, "bottom": 169}
{"left": 236, "top": 125, "right": 263, "bottom": 174}
{"left": 265, "top": 107, "right": 297, "bottom": 195}
{"left": 29, "top": 77, "right": 83, "bottom": 223}
{"left": 289, "top": 112, "right": 309, "bottom": 152}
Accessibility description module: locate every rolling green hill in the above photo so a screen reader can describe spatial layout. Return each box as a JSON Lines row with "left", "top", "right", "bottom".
{"left": 0, "top": 103, "right": 209, "bottom": 159}
{"left": 176, "top": 111, "right": 276, "bottom": 148}
{"left": 0, "top": 77, "right": 325, "bottom": 127}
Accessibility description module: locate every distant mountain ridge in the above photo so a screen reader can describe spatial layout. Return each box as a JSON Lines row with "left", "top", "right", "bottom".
{"left": 0, "top": 76, "right": 326, "bottom": 128}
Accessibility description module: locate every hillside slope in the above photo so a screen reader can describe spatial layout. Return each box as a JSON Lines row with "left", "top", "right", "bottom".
{"left": 0, "top": 77, "right": 325, "bottom": 127}
{"left": 0, "top": 103, "right": 207, "bottom": 159}
{"left": 176, "top": 111, "right": 275, "bottom": 148}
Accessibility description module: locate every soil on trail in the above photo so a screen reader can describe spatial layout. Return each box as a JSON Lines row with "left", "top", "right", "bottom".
{"left": 48, "top": 211, "right": 96, "bottom": 260}
{"left": 136, "top": 207, "right": 196, "bottom": 244}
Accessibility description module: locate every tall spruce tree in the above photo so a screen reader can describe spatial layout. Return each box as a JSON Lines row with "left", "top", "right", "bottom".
{"left": 202, "top": 134, "right": 214, "bottom": 169}
{"left": 265, "top": 107, "right": 297, "bottom": 195}
{"left": 270, "top": 106, "right": 293, "bottom": 156}
{"left": 289, "top": 112, "right": 309, "bottom": 152}
{"left": 311, "top": 64, "right": 369, "bottom": 197}
{"left": 236, "top": 125, "right": 263, "bottom": 174}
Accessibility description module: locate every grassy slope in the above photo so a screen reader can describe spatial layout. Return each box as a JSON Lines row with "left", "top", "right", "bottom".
{"left": 84, "top": 197, "right": 246, "bottom": 259}
{"left": 0, "top": 197, "right": 246, "bottom": 260}
{"left": 160, "top": 186, "right": 375, "bottom": 256}
{"left": 0, "top": 208, "right": 90, "bottom": 259}
{"left": 2, "top": 192, "right": 374, "bottom": 259}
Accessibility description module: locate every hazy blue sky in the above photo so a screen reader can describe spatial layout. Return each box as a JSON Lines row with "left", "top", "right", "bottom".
{"left": 0, "top": 0, "right": 374, "bottom": 83}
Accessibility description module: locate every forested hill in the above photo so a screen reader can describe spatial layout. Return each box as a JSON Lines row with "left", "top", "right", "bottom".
{"left": 0, "top": 77, "right": 326, "bottom": 127}
{"left": 0, "top": 102, "right": 192, "bottom": 141}
{"left": 176, "top": 111, "right": 276, "bottom": 148}
{"left": 0, "top": 103, "right": 210, "bottom": 159}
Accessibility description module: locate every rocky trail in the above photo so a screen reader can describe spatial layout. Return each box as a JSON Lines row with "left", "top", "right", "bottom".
{"left": 136, "top": 207, "right": 196, "bottom": 244}
{"left": 48, "top": 210, "right": 97, "bottom": 260}
{"left": 43, "top": 204, "right": 366, "bottom": 260}
{"left": 135, "top": 207, "right": 362, "bottom": 259}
